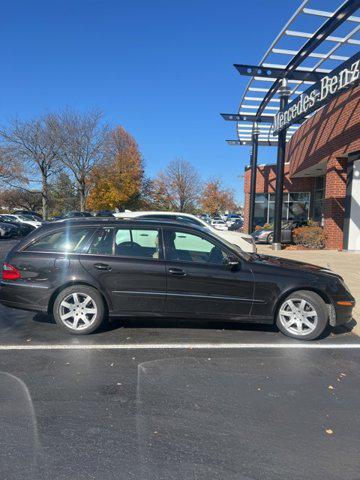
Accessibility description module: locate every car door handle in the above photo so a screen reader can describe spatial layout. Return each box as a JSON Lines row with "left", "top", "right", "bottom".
{"left": 168, "top": 267, "right": 187, "bottom": 276}
{"left": 93, "top": 263, "right": 112, "bottom": 271}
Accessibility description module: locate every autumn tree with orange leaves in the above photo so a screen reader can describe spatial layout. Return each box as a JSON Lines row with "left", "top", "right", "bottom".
{"left": 200, "top": 179, "right": 238, "bottom": 215}
{"left": 86, "top": 126, "right": 145, "bottom": 211}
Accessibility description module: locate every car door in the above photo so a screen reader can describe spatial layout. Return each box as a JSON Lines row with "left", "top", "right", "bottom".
{"left": 79, "top": 225, "right": 166, "bottom": 314}
{"left": 163, "top": 227, "right": 254, "bottom": 318}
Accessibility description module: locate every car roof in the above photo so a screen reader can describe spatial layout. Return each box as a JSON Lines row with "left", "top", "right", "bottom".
{"left": 46, "top": 217, "right": 208, "bottom": 232}
{"left": 115, "top": 211, "right": 200, "bottom": 218}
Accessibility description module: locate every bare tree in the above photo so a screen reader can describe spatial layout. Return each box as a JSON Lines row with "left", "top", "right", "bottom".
{"left": 0, "top": 188, "right": 42, "bottom": 212}
{"left": 55, "top": 109, "right": 108, "bottom": 211}
{"left": 0, "top": 115, "right": 60, "bottom": 219}
{"left": 152, "top": 158, "right": 201, "bottom": 212}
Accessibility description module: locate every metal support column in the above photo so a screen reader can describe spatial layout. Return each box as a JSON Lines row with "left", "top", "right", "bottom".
{"left": 248, "top": 122, "right": 259, "bottom": 233}
{"left": 273, "top": 79, "right": 290, "bottom": 250}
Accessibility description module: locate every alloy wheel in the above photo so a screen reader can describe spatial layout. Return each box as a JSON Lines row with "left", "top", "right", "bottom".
{"left": 59, "top": 292, "right": 98, "bottom": 331}
{"left": 278, "top": 298, "right": 318, "bottom": 336}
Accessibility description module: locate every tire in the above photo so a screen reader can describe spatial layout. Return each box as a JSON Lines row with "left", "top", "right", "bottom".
{"left": 53, "top": 285, "right": 106, "bottom": 335}
{"left": 276, "top": 290, "right": 329, "bottom": 340}
{"left": 267, "top": 233, "right": 274, "bottom": 244}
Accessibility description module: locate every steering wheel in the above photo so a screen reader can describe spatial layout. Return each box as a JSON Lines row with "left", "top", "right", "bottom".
{"left": 117, "top": 241, "right": 141, "bottom": 248}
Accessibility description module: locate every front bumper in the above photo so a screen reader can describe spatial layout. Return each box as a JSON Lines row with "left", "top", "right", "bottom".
{"left": 331, "top": 301, "right": 355, "bottom": 326}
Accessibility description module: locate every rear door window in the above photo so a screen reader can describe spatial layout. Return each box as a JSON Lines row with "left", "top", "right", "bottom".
{"left": 88, "top": 227, "right": 114, "bottom": 255}
{"left": 115, "top": 228, "right": 160, "bottom": 259}
{"left": 25, "top": 227, "right": 95, "bottom": 253}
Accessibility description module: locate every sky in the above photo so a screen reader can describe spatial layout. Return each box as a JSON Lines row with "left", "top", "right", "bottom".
{"left": 1, "top": 0, "right": 303, "bottom": 204}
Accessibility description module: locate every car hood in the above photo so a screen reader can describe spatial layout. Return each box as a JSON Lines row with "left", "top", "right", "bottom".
{"left": 249, "top": 253, "right": 334, "bottom": 275}
{"left": 217, "top": 230, "right": 252, "bottom": 241}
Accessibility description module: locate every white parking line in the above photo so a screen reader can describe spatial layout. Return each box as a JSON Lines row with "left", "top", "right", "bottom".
{"left": 0, "top": 342, "right": 359, "bottom": 350}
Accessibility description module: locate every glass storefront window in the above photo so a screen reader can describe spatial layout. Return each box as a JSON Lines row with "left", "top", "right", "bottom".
{"left": 254, "top": 192, "right": 310, "bottom": 226}
{"left": 313, "top": 175, "right": 325, "bottom": 225}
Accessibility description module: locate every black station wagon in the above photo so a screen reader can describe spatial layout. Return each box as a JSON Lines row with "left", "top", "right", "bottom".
{"left": 0, "top": 218, "right": 355, "bottom": 340}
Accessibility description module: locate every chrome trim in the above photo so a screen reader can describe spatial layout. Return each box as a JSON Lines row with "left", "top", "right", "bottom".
{"left": 0, "top": 281, "right": 49, "bottom": 289}
{"left": 112, "top": 290, "right": 259, "bottom": 303}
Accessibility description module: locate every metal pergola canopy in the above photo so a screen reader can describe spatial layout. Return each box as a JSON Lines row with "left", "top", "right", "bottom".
{"left": 224, "top": 0, "right": 360, "bottom": 146}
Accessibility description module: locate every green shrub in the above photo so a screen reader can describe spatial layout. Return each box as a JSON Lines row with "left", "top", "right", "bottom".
{"left": 292, "top": 226, "right": 325, "bottom": 249}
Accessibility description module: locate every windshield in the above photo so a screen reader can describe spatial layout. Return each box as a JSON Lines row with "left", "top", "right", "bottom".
{"left": 17, "top": 215, "right": 35, "bottom": 221}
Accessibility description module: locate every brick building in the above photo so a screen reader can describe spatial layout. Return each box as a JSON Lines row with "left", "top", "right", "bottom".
{"left": 244, "top": 84, "right": 360, "bottom": 251}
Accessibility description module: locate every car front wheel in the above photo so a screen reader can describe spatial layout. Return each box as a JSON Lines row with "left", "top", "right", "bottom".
{"left": 53, "top": 285, "right": 105, "bottom": 335}
{"left": 276, "top": 290, "right": 329, "bottom": 340}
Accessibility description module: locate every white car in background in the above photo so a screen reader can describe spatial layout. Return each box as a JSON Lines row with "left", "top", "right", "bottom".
{"left": 5, "top": 214, "right": 42, "bottom": 228}
{"left": 114, "top": 211, "right": 256, "bottom": 253}
{"left": 211, "top": 219, "right": 228, "bottom": 231}
{"left": 226, "top": 214, "right": 243, "bottom": 228}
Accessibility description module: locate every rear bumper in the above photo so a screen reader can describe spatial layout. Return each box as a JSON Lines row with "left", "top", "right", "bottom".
{"left": 0, "top": 281, "right": 50, "bottom": 312}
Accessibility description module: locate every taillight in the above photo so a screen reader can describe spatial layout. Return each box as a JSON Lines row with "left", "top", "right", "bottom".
{"left": 2, "top": 263, "right": 21, "bottom": 281}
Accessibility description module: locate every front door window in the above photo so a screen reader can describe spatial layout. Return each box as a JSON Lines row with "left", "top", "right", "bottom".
{"left": 164, "top": 230, "right": 229, "bottom": 265}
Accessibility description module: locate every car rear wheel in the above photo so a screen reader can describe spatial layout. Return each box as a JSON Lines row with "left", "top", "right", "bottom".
{"left": 53, "top": 285, "right": 105, "bottom": 335}
{"left": 276, "top": 290, "right": 328, "bottom": 340}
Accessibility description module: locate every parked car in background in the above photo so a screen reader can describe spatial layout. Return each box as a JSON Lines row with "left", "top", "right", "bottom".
{"left": 60, "top": 211, "right": 93, "bottom": 219}
{"left": 198, "top": 213, "right": 211, "bottom": 223}
{"left": 0, "top": 221, "right": 18, "bottom": 238}
{"left": 13, "top": 210, "right": 43, "bottom": 221}
{"left": 94, "top": 210, "right": 115, "bottom": 217}
{"left": 5, "top": 213, "right": 42, "bottom": 228}
{"left": 114, "top": 211, "right": 256, "bottom": 253}
{"left": 229, "top": 218, "right": 244, "bottom": 232}
{"left": 0, "top": 217, "right": 354, "bottom": 340}
{"left": 0, "top": 215, "right": 35, "bottom": 236}
{"left": 251, "top": 223, "right": 294, "bottom": 244}
{"left": 211, "top": 219, "right": 228, "bottom": 231}
{"left": 226, "top": 214, "right": 243, "bottom": 228}
{"left": 21, "top": 213, "right": 45, "bottom": 223}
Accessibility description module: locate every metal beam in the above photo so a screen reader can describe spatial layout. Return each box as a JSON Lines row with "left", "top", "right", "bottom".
{"left": 221, "top": 113, "right": 275, "bottom": 123}
{"left": 285, "top": 29, "right": 360, "bottom": 45}
{"left": 303, "top": 7, "right": 360, "bottom": 23}
{"left": 272, "top": 48, "right": 349, "bottom": 62}
{"left": 273, "top": 80, "right": 290, "bottom": 251}
{"left": 234, "top": 64, "right": 323, "bottom": 82}
{"left": 226, "top": 140, "right": 278, "bottom": 146}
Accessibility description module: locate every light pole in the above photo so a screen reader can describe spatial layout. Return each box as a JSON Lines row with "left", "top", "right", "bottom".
{"left": 248, "top": 122, "right": 259, "bottom": 234}
{"left": 273, "top": 78, "right": 290, "bottom": 250}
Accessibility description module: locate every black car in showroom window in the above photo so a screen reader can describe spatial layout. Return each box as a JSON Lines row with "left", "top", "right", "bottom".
{"left": 0, "top": 218, "right": 355, "bottom": 340}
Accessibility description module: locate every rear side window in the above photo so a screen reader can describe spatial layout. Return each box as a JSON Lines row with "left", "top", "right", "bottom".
{"left": 25, "top": 227, "right": 95, "bottom": 253}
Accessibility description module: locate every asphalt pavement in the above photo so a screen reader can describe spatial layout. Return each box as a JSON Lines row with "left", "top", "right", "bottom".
{"left": 0, "top": 238, "right": 360, "bottom": 479}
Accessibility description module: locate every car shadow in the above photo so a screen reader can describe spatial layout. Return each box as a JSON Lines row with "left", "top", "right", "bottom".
{"left": 31, "top": 313, "right": 356, "bottom": 339}
{"left": 32, "top": 311, "right": 278, "bottom": 334}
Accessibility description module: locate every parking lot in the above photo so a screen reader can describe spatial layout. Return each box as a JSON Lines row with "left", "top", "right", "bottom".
{"left": 1, "top": 239, "right": 360, "bottom": 480}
